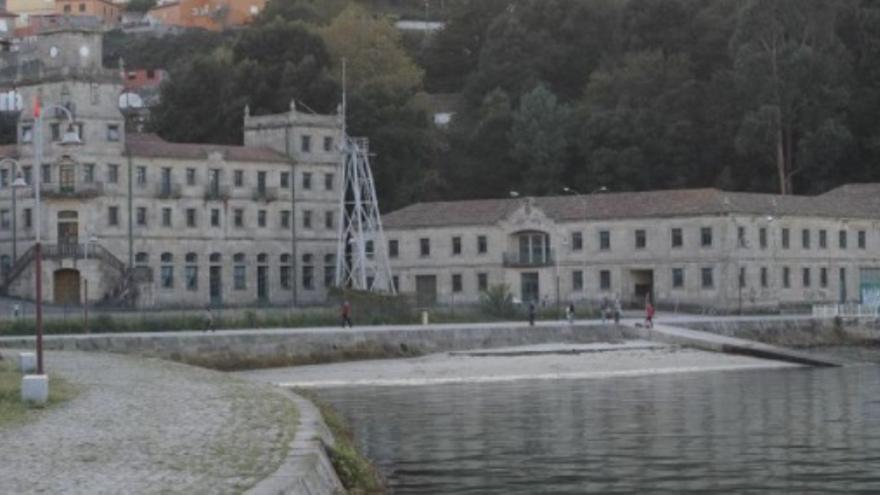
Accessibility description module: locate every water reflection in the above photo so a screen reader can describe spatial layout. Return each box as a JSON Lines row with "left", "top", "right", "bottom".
{"left": 316, "top": 366, "right": 880, "bottom": 494}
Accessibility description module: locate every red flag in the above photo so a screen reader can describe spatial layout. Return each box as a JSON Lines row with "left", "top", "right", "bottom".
{"left": 33, "top": 95, "right": 40, "bottom": 118}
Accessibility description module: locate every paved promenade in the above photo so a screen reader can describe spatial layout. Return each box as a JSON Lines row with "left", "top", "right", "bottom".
{"left": 0, "top": 350, "right": 298, "bottom": 494}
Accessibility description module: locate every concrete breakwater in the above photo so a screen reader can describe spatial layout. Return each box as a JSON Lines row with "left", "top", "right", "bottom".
{"left": 680, "top": 317, "right": 878, "bottom": 347}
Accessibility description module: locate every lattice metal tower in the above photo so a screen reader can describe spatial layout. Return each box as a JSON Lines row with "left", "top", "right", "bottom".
{"left": 334, "top": 135, "right": 396, "bottom": 293}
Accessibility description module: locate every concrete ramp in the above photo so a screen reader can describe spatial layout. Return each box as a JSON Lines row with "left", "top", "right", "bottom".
{"left": 624, "top": 322, "right": 843, "bottom": 367}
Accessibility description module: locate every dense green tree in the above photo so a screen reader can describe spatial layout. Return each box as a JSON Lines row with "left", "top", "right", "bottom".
{"left": 509, "top": 84, "right": 573, "bottom": 195}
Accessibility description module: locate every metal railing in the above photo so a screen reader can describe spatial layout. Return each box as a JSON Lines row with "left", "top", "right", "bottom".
{"left": 502, "top": 249, "right": 555, "bottom": 267}
{"left": 204, "top": 185, "right": 230, "bottom": 201}
{"left": 252, "top": 186, "right": 279, "bottom": 202}
{"left": 155, "top": 182, "right": 182, "bottom": 199}
{"left": 42, "top": 181, "right": 104, "bottom": 199}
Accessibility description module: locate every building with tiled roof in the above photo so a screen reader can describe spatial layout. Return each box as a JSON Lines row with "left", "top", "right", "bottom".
{"left": 382, "top": 186, "right": 880, "bottom": 312}
{"left": 0, "top": 27, "right": 343, "bottom": 308}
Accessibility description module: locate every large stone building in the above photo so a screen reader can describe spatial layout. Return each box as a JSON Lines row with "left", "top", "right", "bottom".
{"left": 0, "top": 26, "right": 344, "bottom": 308}
{"left": 382, "top": 187, "right": 880, "bottom": 312}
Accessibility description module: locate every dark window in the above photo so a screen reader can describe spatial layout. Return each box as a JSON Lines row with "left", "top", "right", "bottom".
{"left": 839, "top": 230, "right": 847, "bottom": 249}
{"left": 257, "top": 171, "right": 267, "bottom": 193}
{"left": 160, "top": 252, "right": 174, "bottom": 289}
{"left": 477, "top": 235, "right": 487, "bottom": 254}
{"left": 325, "top": 211, "right": 334, "bottom": 230}
{"left": 324, "top": 254, "right": 336, "bottom": 288}
{"left": 783, "top": 267, "right": 791, "bottom": 288}
{"left": 42, "top": 164, "right": 51, "bottom": 183}
{"left": 303, "top": 210, "right": 312, "bottom": 229}
{"left": 211, "top": 208, "right": 220, "bottom": 227}
{"left": 671, "top": 228, "right": 682, "bottom": 248}
{"left": 233, "top": 170, "right": 243, "bottom": 187}
{"left": 24, "top": 208, "right": 31, "bottom": 229}
{"left": 281, "top": 210, "right": 290, "bottom": 229}
{"left": 234, "top": 208, "right": 243, "bottom": 227}
{"left": 258, "top": 210, "right": 266, "bottom": 227}
{"left": 802, "top": 229, "right": 810, "bottom": 249}
{"left": 859, "top": 230, "right": 867, "bottom": 249}
{"left": 186, "top": 208, "right": 196, "bottom": 227}
{"left": 672, "top": 268, "right": 684, "bottom": 288}
{"left": 50, "top": 123, "right": 60, "bottom": 141}
{"left": 452, "top": 236, "right": 462, "bottom": 255}
{"left": 803, "top": 267, "right": 811, "bottom": 288}
{"left": 599, "top": 230, "right": 610, "bottom": 250}
{"left": 302, "top": 172, "right": 312, "bottom": 190}
{"left": 819, "top": 229, "right": 827, "bottom": 249}
{"left": 82, "top": 163, "right": 94, "bottom": 183}
{"left": 739, "top": 267, "right": 746, "bottom": 288}
{"left": 324, "top": 173, "right": 334, "bottom": 191}
{"left": 478, "top": 273, "right": 488, "bottom": 291}
{"left": 420, "top": 238, "right": 430, "bottom": 257}
{"left": 136, "top": 207, "right": 147, "bottom": 226}
{"left": 136, "top": 166, "right": 146, "bottom": 186}
{"left": 280, "top": 172, "right": 290, "bottom": 189}
{"left": 782, "top": 228, "right": 790, "bottom": 249}
{"left": 106, "top": 124, "right": 119, "bottom": 142}
{"left": 79, "top": 3, "right": 85, "bottom": 12}
{"left": 161, "top": 207, "right": 171, "bottom": 227}
{"left": 701, "top": 227, "right": 712, "bottom": 247}
{"left": 572, "top": 270, "right": 583, "bottom": 291}
{"left": 452, "top": 274, "right": 462, "bottom": 293}
{"left": 571, "top": 232, "right": 583, "bottom": 251}
{"left": 301, "top": 135, "right": 311, "bottom": 152}
{"left": 323, "top": 136, "right": 333, "bottom": 152}
{"left": 389, "top": 240, "right": 398, "bottom": 258}
{"left": 302, "top": 254, "right": 313, "bottom": 290}
{"left": 108, "top": 206, "right": 118, "bottom": 226}
{"left": 761, "top": 267, "right": 768, "bottom": 288}
{"left": 280, "top": 254, "right": 292, "bottom": 290}
{"left": 233, "top": 253, "right": 246, "bottom": 290}
{"left": 599, "top": 270, "right": 611, "bottom": 290}
{"left": 820, "top": 267, "right": 828, "bottom": 288}
{"left": 107, "top": 164, "right": 119, "bottom": 184}
{"left": 186, "top": 168, "right": 196, "bottom": 186}
{"left": 759, "top": 227, "right": 767, "bottom": 249}
{"left": 365, "top": 240, "right": 375, "bottom": 259}
{"left": 738, "top": 226, "right": 746, "bottom": 247}
{"left": 701, "top": 267, "right": 714, "bottom": 288}
{"left": 635, "top": 229, "right": 646, "bottom": 249}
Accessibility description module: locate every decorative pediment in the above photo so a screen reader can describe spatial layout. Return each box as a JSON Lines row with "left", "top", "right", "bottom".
{"left": 501, "top": 198, "right": 555, "bottom": 231}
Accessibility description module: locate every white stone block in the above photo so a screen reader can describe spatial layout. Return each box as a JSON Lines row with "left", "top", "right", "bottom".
{"left": 18, "top": 352, "right": 36, "bottom": 373}
{"left": 21, "top": 374, "right": 49, "bottom": 404}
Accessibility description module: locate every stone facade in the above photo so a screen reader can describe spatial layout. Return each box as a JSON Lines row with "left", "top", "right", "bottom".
{"left": 383, "top": 190, "right": 880, "bottom": 312}
{"left": 0, "top": 28, "right": 344, "bottom": 308}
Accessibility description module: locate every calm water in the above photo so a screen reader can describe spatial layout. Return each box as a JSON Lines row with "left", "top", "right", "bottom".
{"left": 317, "top": 363, "right": 880, "bottom": 494}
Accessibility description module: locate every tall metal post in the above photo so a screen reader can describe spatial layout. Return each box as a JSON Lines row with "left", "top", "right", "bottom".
{"left": 11, "top": 161, "right": 16, "bottom": 262}
{"left": 33, "top": 102, "right": 43, "bottom": 375}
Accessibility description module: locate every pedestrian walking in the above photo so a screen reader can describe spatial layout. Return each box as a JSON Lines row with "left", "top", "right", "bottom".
{"left": 341, "top": 299, "right": 353, "bottom": 328}
{"left": 600, "top": 296, "right": 610, "bottom": 324}
{"left": 528, "top": 302, "right": 536, "bottom": 327}
{"left": 645, "top": 300, "right": 655, "bottom": 329}
{"left": 613, "top": 297, "right": 622, "bottom": 324}
{"left": 203, "top": 307, "right": 215, "bottom": 333}
{"left": 566, "top": 303, "right": 575, "bottom": 324}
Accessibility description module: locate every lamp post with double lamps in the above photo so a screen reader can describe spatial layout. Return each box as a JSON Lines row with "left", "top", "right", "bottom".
{"left": 20, "top": 97, "right": 81, "bottom": 404}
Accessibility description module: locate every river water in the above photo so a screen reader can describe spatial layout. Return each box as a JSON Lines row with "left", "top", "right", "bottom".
{"left": 317, "top": 362, "right": 880, "bottom": 494}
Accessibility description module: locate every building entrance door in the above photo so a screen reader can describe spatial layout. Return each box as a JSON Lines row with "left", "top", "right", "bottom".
{"left": 54, "top": 269, "right": 80, "bottom": 305}
{"left": 209, "top": 266, "right": 222, "bottom": 305}
{"left": 257, "top": 266, "right": 269, "bottom": 302}
{"left": 521, "top": 272, "right": 539, "bottom": 303}
{"left": 631, "top": 269, "right": 654, "bottom": 304}
{"left": 415, "top": 275, "right": 437, "bottom": 306}
{"left": 57, "top": 211, "right": 78, "bottom": 251}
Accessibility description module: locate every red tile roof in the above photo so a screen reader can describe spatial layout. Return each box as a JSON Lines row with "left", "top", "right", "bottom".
{"left": 126, "top": 133, "right": 288, "bottom": 163}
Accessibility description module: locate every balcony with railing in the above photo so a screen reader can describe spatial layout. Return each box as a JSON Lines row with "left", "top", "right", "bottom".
{"left": 42, "top": 181, "right": 104, "bottom": 199}
{"left": 155, "top": 182, "right": 182, "bottom": 199}
{"left": 252, "top": 186, "right": 279, "bottom": 202}
{"left": 204, "top": 184, "right": 231, "bottom": 201}
{"left": 502, "top": 248, "right": 555, "bottom": 268}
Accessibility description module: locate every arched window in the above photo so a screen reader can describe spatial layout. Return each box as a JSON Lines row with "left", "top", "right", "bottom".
{"left": 185, "top": 253, "right": 198, "bottom": 291}
{"left": 135, "top": 252, "right": 149, "bottom": 265}
{"left": 257, "top": 253, "right": 267, "bottom": 264}
{"left": 209, "top": 252, "right": 222, "bottom": 263}
{"left": 233, "top": 252, "right": 246, "bottom": 263}
{"left": 185, "top": 252, "right": 197, "bottom": 263}
{"left": 160, "top": 252, "right": 173, "bottom": 263}
{"left": 160, "top": 252, "right": 174, "bottom": 288}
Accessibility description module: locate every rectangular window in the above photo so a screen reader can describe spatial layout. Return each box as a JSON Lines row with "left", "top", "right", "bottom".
{"left": 599, "top": 230, "right": 610, "bottom": 250}
{"left": 301, "top": 135, "right": 311, "bottom": 152}
{"left": 759, "top": 227, "right": 767, "bottom": 249}
{"left": 234, "top": 170, "right": 243, "bottom": 187}
{"left": 161, "top": 266, "right": 174, "bottom": 288}
{"left": 107, "top": 164, "right": 119, "bottom": 184}
{"left": 302, "top": 264, "right": 314, "bottom": 290}
{"left": 738, "top": 226, "right": 746, "bottom": 247}
{"left": 839, "top": 230, "right": 848, "bottom": 249}
{"left": 572, "top": 270, "right": 584, "bottom": 291}
{"left": 186, "top": 168, "right": 196, "bottom": 186}
{"left": 303, "top": 210, "right": 312, "bottom": 229}
{"left": 325, "top": 211, "right": 334, "bottom": 230}
{"left": 186, "top": 208, "right": 196, "bottom": 227}
{"left": 478, "top": 273, "right": 488, "bottom": 292}
{"left": 802, "top": 229, "right": 810, "bottom": 249}
{"left": 859, "top": 230, "right": 867, "bottom": 249}
{"left": 160, "top": 167, "right": 172, "bottom": 194}
{"left": 0, "top": 210, "right": 9, "bottom": 230}
{"left": 420, "top": 238, "right": 430, "bottom": 257}
{"left": 324, "top": 173, "right": 334, "bottom": 191}
{"left": 819, "top": 229, "right": 827, "bottom": 249}
{"left": 161, "top": 207, "right": 171, "bottom": 227}
{"left": 22, "top": 166, "right": 31, "bottom": 185}
{"left": 672, "top": 268, "right": 684, "bottom": 288}
{"left": 281, "top": 210, "right": 290, "bottom": 229}
{"left": 599, "top": 270, "right": 611, "bottom": 290}
{"left": 41, "top": 164, "right": 51, "bottom": 183}
{"left": 211, "top": 208, "right": 220, "bottom": 227}
{"left": 323, "top": 136, "right": 333, "bottom": 152}
{"left": 185, "top": 266, "right": 198, "bottom": 291}
{"left": 782, "top": 228, "right": 790, "bottom": 249}
{"left": 803, "top": 267, "right": 811, "bottom": 288}
{"left": 234, "top": 208, "right": 243, "bottom": 227}
{"left": 23, "top": 208, "right": 31, "bottom": 229}
{"left": 365, "top": 240, "right": 375, "bottom": 259}
{"left": 280, "top": 172, "right": 290, "bottom": 189}
{"left": 106, "top": 124, "right": 119, "bottom": 142}
{"left": 258, "top": 209, "right": 266, "bottom": 227}
{"left": 761, "top": 267, "right": 768, "bottom": 288}
{"left": 136, "top": 166, "right": 146, "bottom": 186}
{"left": 0, "top": 168, "right": 9, "bottom": 188}
{"left": 701, "top": 267, "right": 714, "bottom": 288}
{"left": 820, "top": 267, "right": 828, "bottom": 288}
{"left": 477, "top": 235, "right": 487, "bottom": 254}
{"left": 136, "top": 207, "right": 147, "bottom": 226}
{"left": 208, "top": 169, "right": 221, "bottom": 193}
{"left": 234, "top": 266, "right": 246, "bottom": 290}
{"left": 280, "top": 266, "right": 291, "bottom": 290}
{"left": 739, "top": 267, "right": 746, "bottom": 288}
{"left": 452, "top": 236, "right": 462, "bottom": 255}
{"left": 783, "top": 267, "right": 791, "bottom": 288}
{"left": 571, "top": 232, "right": 583, "bottom": 251}
{"left": 82, "top": 163, "right": 94, "bottom": 183}
{"left": 21, "top": 125, "right": 32, "bottom": 143}
{"left": 452, "top": 274, "right": 462, "bottom": 293}
{"left": 302, "top": 172, "right": 312, "bottom": 190}
{"left": 257, "top": 171, "right": 267, "bottom": 193}
{"left": 701, "top": 227, "right": 712, "bottom": 247}
{"left": 50, "top": 123, "right": 60, "bottom": 141}
{"left": 671, "top": 228, "right": 682, "bottom": 248}
{"left": 108, "top": 206, "right": 119, "bottom": 226}
{"left": 635, "top": 229, "right": 646, "bottom": 249}
{"left": 389, "top": 240, "right": 399, "bottom": 258}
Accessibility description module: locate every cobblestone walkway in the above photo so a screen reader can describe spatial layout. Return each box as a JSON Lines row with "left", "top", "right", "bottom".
{"left": 0, "top": 351, "right": 297, "bottom": 494}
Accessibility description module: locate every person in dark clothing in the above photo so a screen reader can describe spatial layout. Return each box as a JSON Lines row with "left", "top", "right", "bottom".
{"left": 528, "top": 302, "right": 536, "bottom": 326}
{"left": 341, "top": 300, "right": 353, "bottom": 328}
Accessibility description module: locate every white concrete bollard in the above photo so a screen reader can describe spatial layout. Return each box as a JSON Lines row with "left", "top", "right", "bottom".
{"left": 21, "top": 375, "right": 49, "bottom": 404}
{"left": 421, "top": 310, "right": 429, "bottom": 325}
{"left": 18, "top": 352, "right": 36, "bottom": 373}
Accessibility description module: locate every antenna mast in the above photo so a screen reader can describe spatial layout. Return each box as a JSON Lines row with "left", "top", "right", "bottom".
{"left": 334, "top": 58, "right": 396, "bottom": 294}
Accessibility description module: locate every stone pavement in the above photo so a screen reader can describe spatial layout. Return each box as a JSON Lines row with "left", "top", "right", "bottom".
{"left": 0, "top": 350, "right": 299, "bottom": 494}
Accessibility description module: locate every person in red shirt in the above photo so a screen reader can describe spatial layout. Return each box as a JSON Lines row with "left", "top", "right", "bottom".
{"left": 341, "top": 300, "right": 353, "bottom": 328}
{"left": 645, "top": 300, "right": 655, "bottom": 329}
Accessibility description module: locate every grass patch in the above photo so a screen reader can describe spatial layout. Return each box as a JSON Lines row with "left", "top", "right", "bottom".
{"left": 296, "top": 389, "right": 385, "bottom": 494}
{"left": 0, "top": 357, "right": 78, "bottom": 429}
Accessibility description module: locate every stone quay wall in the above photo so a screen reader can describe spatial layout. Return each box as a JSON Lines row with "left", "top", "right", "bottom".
{"left": 680, "top": 317, "right": 879, "bottom": 347}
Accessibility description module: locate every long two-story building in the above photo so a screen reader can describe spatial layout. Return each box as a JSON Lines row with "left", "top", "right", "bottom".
{"left": 382, "top": 186, "right": 880, "bottom": 312}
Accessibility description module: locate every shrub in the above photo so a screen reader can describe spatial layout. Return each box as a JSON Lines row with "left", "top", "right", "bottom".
{"left": 479, "top": 284, "right": 517, "bottom": 319}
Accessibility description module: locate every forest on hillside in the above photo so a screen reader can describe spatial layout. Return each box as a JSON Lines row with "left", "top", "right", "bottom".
{"left": 104, "top": 0, "right": 880, "bottom": 210}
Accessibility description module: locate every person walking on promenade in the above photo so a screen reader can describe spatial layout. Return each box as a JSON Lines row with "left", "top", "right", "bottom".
{"left": 566, "top": 302, "right": 575, "bottom": 324}
{"left": 341, "top": 299, "right": 353, "bottom": 328}
{"left": 203, "top": 307, "right": 215, "bottom": 333}
{"left": 645, "top": 299, "right": 655, "bottom": 329}
{"left": 528, "top": 302, "right": 536, "bottom": 327}
{"left": 613, "top": 297, "right": 622, "bottom": 324}
{"left": 600, "top": 296, "right": 610, "bottom": 324}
